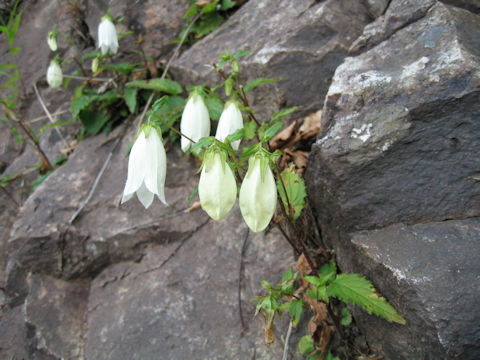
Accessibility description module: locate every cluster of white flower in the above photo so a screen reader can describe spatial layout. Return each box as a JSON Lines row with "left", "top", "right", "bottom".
{"left": 122, "top": 91, "right": 277, "bottom": 233}
{"left": 46, "top": 14, "right": 118, "bottom": 89}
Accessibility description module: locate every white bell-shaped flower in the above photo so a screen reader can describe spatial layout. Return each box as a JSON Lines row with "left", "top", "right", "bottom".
{"left": 199, "top": 150, "right": 237, "bottom": 221}
{"left": 46, "top": 60, "right": 63, "bottom": 88}
{"left": 121, "top": 125, "right": 167, "bottom": 209}
{"left": 239, "top": 154, "right": 277, "bottom": 233}
{"left": 98, "top": 16, "right": 118, "bottom": 55}
{"left": 215, "top": 101, "right": 243, "bottom": 150}
{"left": 180, "top": 92, "right": 210, "bottom": 153}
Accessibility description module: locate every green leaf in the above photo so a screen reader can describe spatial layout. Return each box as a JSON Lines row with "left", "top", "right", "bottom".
{"left": 184, "top": 3, "right": 198, "bottom": 18}
{"left": 81, "top": 50, "right": 101, "bottom": 61}
{"left": 204, "top": 94, "right": 224, "bottom": 121}
{"left": 124, "top": 87, "right": 138, "bottom": 114}
{"left": 306, "top": 285, "right": 328, "bottom": 302}
{"left": 232, "top": 49, "right": 250, "bottom": 59}
{"left": 281, "top": 268, "right": 293, "bottom": 283}
{"left": 39, "top": 120, "right": 76, "bottom": 137}
{"left": 276, "top": 165, "right": 307, "bottom": 221}
{"left": 32, "top": 171, "right": 52, "bottom": 192}
{"left": 327, "top": 274, "right": 406, "bottom": 324}
{"left": 193, "top": 12, "right": 224, "bottom": 38}
{"left": 244, "top": 77, "right": 282, "bottom": 93}
{"left": 305, "top": 261, "right": 336, "bottom": 287}
{"left": 325, "top": 351, "right": 340, "bottom": 360}
{"left": 243, "top": 120, "right": 257, "bottom": 140}
{"left": 189, "top": 136, "right": 215, "bottom": 154}
{"left": 289, "top": 299, "right": 303, "bottom": 327}
{"left": 9, "top": 46, "right": 20, "bottom": 55}
{"left": 201, "top": 0, "right": 220, "bottom": 13}
{"left": 341, "top": 307, "right": 352, "bottom": 326}
{"left": 221, "top": 0, "right": 237, "bottom": 10}
{"left": 263, "top": 121, "right": 283, "bottom": 142}
{"left": 79, "top": 110, "right": 111, "bottom": 135}
{"left": 126, "top": 78, "right": 183, "bottom": 95}
{"left": 103, "top": 62, "right": 138, "bottom": 75}
{"left": 308, "top": 354, "right": 322, "bottom": 360}
{"left": 270, "top": 106, "right": 299, "bottom": 125}
{"left": 298, "top": 335, "right": 315, "bottom": 355}
{"left": 241, "top": 143, "right": 259, "bottom": 158}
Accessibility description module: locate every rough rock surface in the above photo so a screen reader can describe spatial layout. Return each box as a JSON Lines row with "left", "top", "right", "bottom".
{"left": 306, "top": 2, "right": 480, "bottom": 358}
{"left": 172, "top": 0, "right": 372, "bottom": 118}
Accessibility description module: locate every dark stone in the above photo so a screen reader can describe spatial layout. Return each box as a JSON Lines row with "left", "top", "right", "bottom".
{"left": 306, "top": 3, "right": 480, "bottom": 358}
{"left": 85, "top": 208, "right": 297, "bottom": 359}
{"left": 172, "top": 0, "right": 371, "bottom": 118}
{"left": 308, "top": 2, "right": 480, "bottom": 232}
{"left": 349, "top": 0, "right": 436, "bottom": 55}
{"left": 440, "top": 0, "right": 480, "bottom": 13}
{"left": 340, "top": 219, "right": 480, "bottom": 359}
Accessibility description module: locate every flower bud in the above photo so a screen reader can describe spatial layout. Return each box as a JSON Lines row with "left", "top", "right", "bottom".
{"left": 215, "top": 101, "right": 243, "bottom": 150}
{"left": 46, "top": 60, "right": 63, "bottom": 88}
{"left": 239, "top": 155, "right": 277, "bottom": 233}
{"left": 98, "top": 15, "right": 118, "bottom": 55}
{"left": 47, "top": 29, "right": 58, "bottom": 51}
{"left": 180, "top": 92, "right": 211, "bottom": 153}
{"left": 199, "top": 150, "right": 236, "bottom": 220}
{"left": 92, "top": 57, "right": 99, "bottom": 73}
{"left": 122, "top": 124, "right": 168, "bottom": 208}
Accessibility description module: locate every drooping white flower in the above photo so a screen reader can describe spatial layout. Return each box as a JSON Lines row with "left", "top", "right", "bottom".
{"left": 215, "top": 101, "right": 243, "bottom": 150}
{"left": 46, "top": 59, "right": 63, "bottom": 88}
{"left": 180, "top": 92, "right": 210, "bottom": 153}
{"left": 98, "top": 15, "right": 118, "bottom": 55}
{"left": 47, "top": 29, "right": 58, "bottom": 51}
{"left": 121, "top": 125, "right": 167, "bottom": 209}
{"left": 199, "top": 150, "right": 237, "bottom": 221}
{"left": 239, "top": 154, "right": 277, "bottom": 233}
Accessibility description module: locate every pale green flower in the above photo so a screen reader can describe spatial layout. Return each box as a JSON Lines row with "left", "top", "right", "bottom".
{"left": 121, "top": 125, "right": 167, "bottom": 208}
{"left": 47, "top": 29, "right": 58, "bottom": 51}
{"left": 215, "top": 101, "right": 243, "bottom": 150}
{"left": 180, "top": 92, "right": 210, "bottom": 153}
{"left": 98, "top": 15, "right": 118, "bottom": 55}
{"left": 46, "top": 59, "right": 62, "bottom": 88}
{"left": 239, "top": 155, "right": 277, "bottom": 232}
{"left": 199, "top": 151, "right": 236, "bottom": 220}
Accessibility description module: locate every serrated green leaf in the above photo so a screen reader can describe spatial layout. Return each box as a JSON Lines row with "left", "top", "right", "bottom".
{"left": 241, "top": 143, "right": 260, "bottom": 158}
{"left": 289, "top": 299, "right": 303, "bottom": 327}
{"left": 103, "top": 62, "right": 138, "bottom": 75}
{"left": 305, "top": 261, "right": 336, "bottom": 287}
{"left": 123, "top": 87, "right": 138, "bottom": 114}
{"left": 276, "top": 165, "right": 307, "bottom": 221}
{"left": 327, "top": 274, "right": 406, "bottom": 324}
{"left": 244, "top": 77, "right": 282, "bottom": 93}
{"left": 306, "top": 285, "right": 328, "bottom": 302}
{"left": 189, "top": 136, "right": 214, "bottom": 154}
{"left": 298, "top": 335, "right": 315, "bottom": 355}
{"left": 126, "top": 78, "right": 183, "bottom": 95}
{"left": 341, "top": 307, "right": 352, "bottom": 326}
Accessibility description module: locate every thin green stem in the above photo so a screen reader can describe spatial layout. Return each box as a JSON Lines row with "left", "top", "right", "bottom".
{"left": 151, "top": 115, "right": 196, "bottom": 144}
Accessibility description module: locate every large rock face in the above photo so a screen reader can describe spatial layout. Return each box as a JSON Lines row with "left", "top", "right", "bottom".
{"left": 306, "top": 1, "right": 480, "bottom": 359}
{"left": 172, "top": 0, "right": 372, "bottom": 118}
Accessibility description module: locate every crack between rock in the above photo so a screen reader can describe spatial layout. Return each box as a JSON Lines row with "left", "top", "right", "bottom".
{"left": 133, "top": 218, "right": 211, "bottom": 280}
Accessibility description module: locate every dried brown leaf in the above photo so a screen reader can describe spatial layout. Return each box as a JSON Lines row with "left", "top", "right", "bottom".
{"left": 269, "top": 120, "right": 298, "bottom": 150}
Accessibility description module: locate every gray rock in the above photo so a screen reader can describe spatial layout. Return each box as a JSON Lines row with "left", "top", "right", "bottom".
{"left": 25, "top": 274, "right": 89, "bottom": 359}
{"left": 440, "top": 0, "right": 480, "bottom": 13}
{"left": 349, "top": 0, "right": 436, "bottom": 55}
{"left": 85, "top": 208, "right": 297, "bottom": 360}
{"left": 308, "top": 2, "right": 480, "bottom": 232}
{"left": 365, "top": 0, "right": 390, "bottom": 18}
{"left": 306, "top": 2, "right": 480, "bottom": 358}
{"left": 341, "top": 219, "right": 480, "bottom": 359}
{"left": 172, "top": 0, "right": 371, "bottom": 118}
